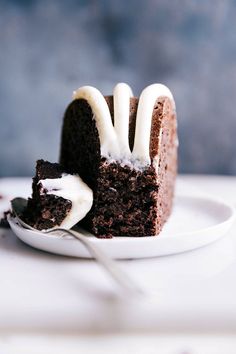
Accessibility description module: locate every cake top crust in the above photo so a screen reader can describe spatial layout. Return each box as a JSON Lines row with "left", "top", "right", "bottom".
{"left": 36, "top": 159, "right": 65, "bottom": 180}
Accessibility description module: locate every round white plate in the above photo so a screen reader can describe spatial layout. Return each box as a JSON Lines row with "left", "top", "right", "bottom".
{"left": 8, "top": 194, "right": 235, "bottom": 259}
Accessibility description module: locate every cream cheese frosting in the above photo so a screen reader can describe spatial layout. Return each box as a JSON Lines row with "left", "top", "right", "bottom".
{"left": 73, "top": 86, "right": 120, "bottom": 158}
{"left": 113, "top": 83, "right": 133, "bottom": 157}
{"left": 132, "top": 84, "right": 175, "bottom": 164}
{"left": 38, "top": 174, "right": 93, "bottom": 230}
{"left": 72, "top": 83, "right": 175, "bottom": 166}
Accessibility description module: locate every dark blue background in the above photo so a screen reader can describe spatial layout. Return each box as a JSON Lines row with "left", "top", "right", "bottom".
{"left": 1, "top": 0, "right": 236, "bottom": 176}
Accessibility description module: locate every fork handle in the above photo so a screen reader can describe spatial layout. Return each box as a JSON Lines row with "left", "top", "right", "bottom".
{"left": 52, "top": 228, "right": 144, "bottom": 296}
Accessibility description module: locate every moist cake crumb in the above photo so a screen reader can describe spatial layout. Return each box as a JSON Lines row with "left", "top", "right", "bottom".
{"left": 60, "top": 85, "right": 177, "bottom": 237}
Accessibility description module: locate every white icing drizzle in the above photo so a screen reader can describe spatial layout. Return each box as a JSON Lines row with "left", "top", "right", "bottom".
{"left": 73, "top": 86, "right": 120, "bottom": 158}
{"left": 72, "top": 83, "right": 175, "bottom": 166}
{"left": 113, "top": 83, "right": 133, "bottom": 156}
{"left": 38, "top": 174, "right": 93, "bottom": 230}
{"left": 132, "top": 84, "right": 175, "bottom": 164}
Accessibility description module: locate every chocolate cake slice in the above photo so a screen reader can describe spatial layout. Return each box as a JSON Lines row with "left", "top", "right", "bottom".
{"left": 24, "top": 159, "right": 93, "bottom": 230}
{"left": 60, "top": 83, "right": 178, "bottom": 237}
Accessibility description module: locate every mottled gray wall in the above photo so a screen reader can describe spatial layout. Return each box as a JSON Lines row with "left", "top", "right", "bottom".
{"left": 1, "top": 0, "right": 236, "bottom": 176}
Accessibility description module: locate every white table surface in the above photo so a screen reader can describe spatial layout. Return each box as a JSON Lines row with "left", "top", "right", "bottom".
{"left": 0, "top": 175, "right": 236, "bottom": 334}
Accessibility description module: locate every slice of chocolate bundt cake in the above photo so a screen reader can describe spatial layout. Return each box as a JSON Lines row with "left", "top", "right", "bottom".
{"left": 60, "top": 83, "right": 178, "bottom": 238}
{"left": 24, "top": 160, "right": 93, "bottom": 230}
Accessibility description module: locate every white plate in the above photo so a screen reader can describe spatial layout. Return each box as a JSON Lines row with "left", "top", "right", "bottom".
{"left": 8, "top": 194, "right": 235, "bottom": 259}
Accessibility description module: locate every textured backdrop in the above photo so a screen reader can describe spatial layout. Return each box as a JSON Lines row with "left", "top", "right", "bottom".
{"left": 1, "top": 0, "right": 236, "bottom": 176}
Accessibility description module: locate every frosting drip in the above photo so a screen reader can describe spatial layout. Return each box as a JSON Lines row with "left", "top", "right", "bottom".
{"left": 72, "top": 83, "right": 175, "bottom": 165}
{"left": 38, "top": 174, "right": 93, "bottom": 229}
{"left": 113, "top": 83, "right": 133, "bottom": 157}
{"left": 132, "top": 84, "right": 175, "bottom": 164}
{"left": 73, "top": 86, "right": 120, "bottom": 158}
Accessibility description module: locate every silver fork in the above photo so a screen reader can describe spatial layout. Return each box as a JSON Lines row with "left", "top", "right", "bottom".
{"left": 11, "top": 198, "right": 144, "bottom": 297}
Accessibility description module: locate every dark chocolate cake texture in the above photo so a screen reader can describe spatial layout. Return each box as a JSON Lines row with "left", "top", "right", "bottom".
{"left": 60, "top": 83, "right": 178, "bottom": 237}
{"left": 25, "top": 160, "right": 93, "bottom": 230}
